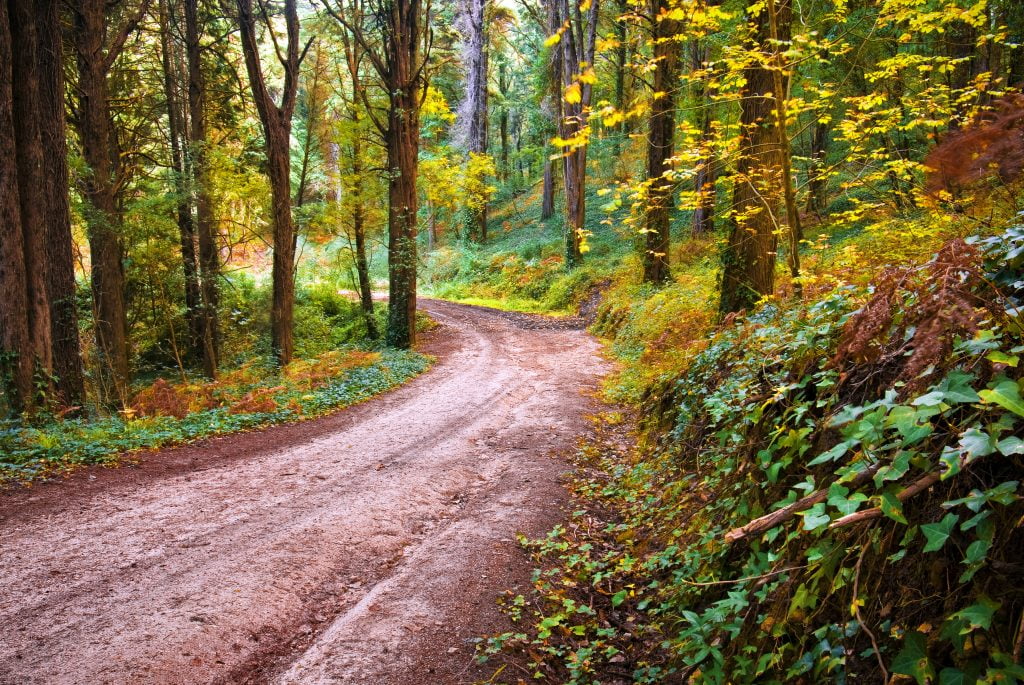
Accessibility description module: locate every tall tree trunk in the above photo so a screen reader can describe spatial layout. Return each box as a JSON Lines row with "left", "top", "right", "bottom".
{"left": 72, "top": 0, "right": 134, "bottom": 402}
{"left": 385, "top": 82, "right": 421, "bottom": 349}
{"left": 38, "top": 0, "right": 85, "bottom": 409}
{"left": 185, "top": 0, "right": 219, "bottom": 377}
{"left": 691, "top": 38, "right": 716, "bottom": 236}
{"left": 236, "top": 0, "right": 304, "bottom": 366}
{"left": 0, "top": 0, "right": 33, "bottom": 413}
{"left": 457, "top": 0, "right": 489, "bottom": 241}
{"left": 718, "top": 1, "right": 785, "bottom": 315}
{"left": 641, "top": 0, "right": 680, "bottom": 284}
{"left": 10, "top": 0, "right": 53, "bottom": 388}
{"left": 160, "top": 0, "right": 203, "bottom": 362}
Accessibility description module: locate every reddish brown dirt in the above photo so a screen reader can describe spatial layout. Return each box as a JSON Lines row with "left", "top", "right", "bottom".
{"left": 0, "top": 300, "right": 609, "bottom": 684}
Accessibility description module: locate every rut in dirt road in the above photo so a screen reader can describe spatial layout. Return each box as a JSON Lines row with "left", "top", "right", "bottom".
{"left": 0, "top": 300, "right": 609, "bottom": 685}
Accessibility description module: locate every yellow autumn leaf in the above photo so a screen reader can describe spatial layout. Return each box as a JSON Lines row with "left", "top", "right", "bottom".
{"left": 580, "top": 0, "right": 591, "bottom": 11}
{"left": 564, "top": 82, "right": 582, "bottom": 104}
{"left": 544, "top": 32, "right": 561, "bottom": 47}
{"left": 579, "top": 68, "right": 597, "bottom": 84}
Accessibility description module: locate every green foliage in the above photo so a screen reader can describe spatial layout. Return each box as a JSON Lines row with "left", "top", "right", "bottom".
{"left": 481, "top": 224, "right": 1024, "bottom": 683}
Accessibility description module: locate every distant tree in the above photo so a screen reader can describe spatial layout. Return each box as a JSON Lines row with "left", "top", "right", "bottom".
{"left": 322, "top": 0, "right": 431, "bottom": 349}
{"left": 550, "top": 0, "right": 599, "bottom": 268}
{"left": 455, "top": 0, "right": 490, "bottom": 240}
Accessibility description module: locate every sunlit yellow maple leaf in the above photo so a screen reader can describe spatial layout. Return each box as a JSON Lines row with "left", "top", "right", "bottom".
{"left": 564, "top": 82, "right": 582, "bottom": 104}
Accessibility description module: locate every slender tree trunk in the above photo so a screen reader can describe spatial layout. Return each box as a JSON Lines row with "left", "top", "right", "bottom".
{"left": 185, "top": 0, "right": 219, "bottom": 377}
{"left": 72, "top": 0, "right": 132, "bottom": 401}
{"left": 766, "top": 0, "right": 801, "bottom": 296}
{"left": 351, "top": 130, "right": 378, "bottom": 340}
{"left": 691, "top": 38, "right": 716, "bottom": 236}
{"left": 805, "top": 119, "right": 829, "bottom": 217}
{"left": 641, "top": 0, "right": 680, "bottom": 284}
{"left": 541, "top": 158, "right": 555, "bottom": 219}
{"left": 38, "top": 0, "right": 85, "bottom": 409}
{"left": 612, "top": 0, "right": 628, "bottom": 160}
{"left": 718, "top": 1, "right": 785, "bottom": 315}
{"left": 555, "top": 0, "right": 599, "bottom": 268}
{"left": 236, "top": 0, "right": 303, "bottom": 365}
{"left": 160, "top": 0, "right": 203, "bottom": 361}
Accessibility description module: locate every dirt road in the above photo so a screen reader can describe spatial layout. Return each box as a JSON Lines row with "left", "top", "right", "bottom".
{"left": 0, "top": 300, "right": 609, "bottom": 684}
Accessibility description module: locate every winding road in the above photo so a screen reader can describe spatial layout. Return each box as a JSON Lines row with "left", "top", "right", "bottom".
{"left": 0, "top": 300, "right": 609, "bottom": 684}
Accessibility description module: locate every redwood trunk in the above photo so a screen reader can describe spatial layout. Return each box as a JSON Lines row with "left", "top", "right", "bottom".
{"left": 73, "top": 0, "right": 131, "bottom": 400}
{"left": 38, "top": 0, "right": 85, "bottom": 409}
{"left": 0, "top": 0, "right": 33, "bottom": 412}
{"left": 10, "top": 0, "right": 53, "bottom": 383}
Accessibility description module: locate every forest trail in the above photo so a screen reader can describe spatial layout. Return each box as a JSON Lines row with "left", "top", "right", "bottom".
{"left": 0, "top": 300, "right": 609, "bottom": 685}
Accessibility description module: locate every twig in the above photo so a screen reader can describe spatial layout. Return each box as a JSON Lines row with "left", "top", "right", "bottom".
{"left": 724, "top": 463, "right": 882, "bottom": 543}
{"left": 679, "top": 565, "right": 806, "bottom": 587}
{"left": 853, "top": 541, "right": 888, "bottom": 682}
{"left": 829, "top": 472, "right": 941, "bottom": 529}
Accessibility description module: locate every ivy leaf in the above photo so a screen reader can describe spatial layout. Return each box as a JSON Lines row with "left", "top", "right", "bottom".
{"left": 997, "top": 436, "right": 1024, "bottom": 455}
{"left": 921, "top": 513, "right": 959, "bottom": 552}
{"left": 611, "top": 589, "right": 628, "bottom": 607}
{"left": 913, "top": 371, "right": 980, "bottom": 407}
{"left": 808, "top": 440, "right": 856, "bottom": 466}
{"left": 879, "top": 492, "right": 908, "bottom": 524}
{"left": 891, "top": 631, "right": 934, "bottom": 685}
{"left": 986, "top": 350, "right": 1019, "bottom": 367}
{"left": 978, "top": 377, "right": 1024, "bottom": 418}
{"left": 801, "top": 503, "right": 832, "bottom": 531}
{"left": 949, "top": 596, "right": 1000, "bottom": 633}
{"left": 958, "top": 428, "right": 995, "bottom": 461}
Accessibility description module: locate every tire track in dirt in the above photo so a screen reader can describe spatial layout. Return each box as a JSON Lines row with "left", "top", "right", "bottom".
{"left": 0, "top": 300, "right": 609, "bottom": 684}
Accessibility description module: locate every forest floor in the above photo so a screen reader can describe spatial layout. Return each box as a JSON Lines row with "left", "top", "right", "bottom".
{"left": 0, "top": 300, "right": 610, "bottom": 684}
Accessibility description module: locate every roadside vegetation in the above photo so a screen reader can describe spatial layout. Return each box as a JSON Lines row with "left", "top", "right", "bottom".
{"left": 1, "top": 0, "right": 1023, "bottom": 681}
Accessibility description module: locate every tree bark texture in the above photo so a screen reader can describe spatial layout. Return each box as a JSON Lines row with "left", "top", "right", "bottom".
{"left": 641, "top": 0, "right": 680, "bottom": 285}
{"left": 236, "top": 0, "right": 303, "bottom": 366}
{"left": 718, "top": 1, "right": 787, "bottom": 315}
{"left": 72, "top": 0, "right": 135, "bottom": 402}
{"left": 0, "top": 0, "right": 33, "bottom": 413}
{"left": 0, "top": 0, "right": 80, "bottom": 413}
{"left": 38, "top": 0, "right": 85, "bottom": 409}
{"left": 185, "top": 0, "right": 220, "bottom": 376}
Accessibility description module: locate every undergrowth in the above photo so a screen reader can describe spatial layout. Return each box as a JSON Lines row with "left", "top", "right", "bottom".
{"left": 479, "top": 220, "right": 1024, "bottom": 683}
{"left": 0, "top": 348, "right": 430, "bottom": 485}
